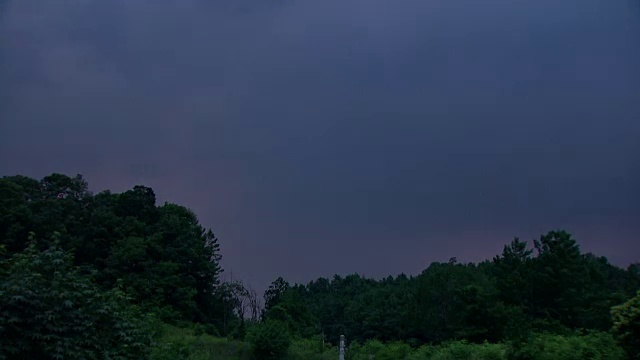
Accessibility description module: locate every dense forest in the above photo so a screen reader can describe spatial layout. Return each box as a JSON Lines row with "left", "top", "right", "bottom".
{"left": 1, "top": 173, "right": 639, "bottom": 359}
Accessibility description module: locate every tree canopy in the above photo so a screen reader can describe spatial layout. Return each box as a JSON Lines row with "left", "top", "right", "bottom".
{"left": 0, "top": 174, "right": 225, "bottom": 325}
{"left": 1, "top": 173, "right": 638, "bottom": 359}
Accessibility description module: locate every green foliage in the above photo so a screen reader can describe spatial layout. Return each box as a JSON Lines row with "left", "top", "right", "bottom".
{"left": 263, "top": 228, "right": 639, "bottom": 347}
{"left": 146, "top": 331, "right": 626, "bottom": 360}
{"left": 264, "top": 277, "right": 290, "bottom": 315}
{"left": 286, "top": 337, "right": 338, "bottom": 360}
{"left": 531, "top": 230, "right": 588, "bottom": 328}
{"left": 264, "top": 287, "right": 319, "bottom": 338}
{"left": 0, "top": 243, "right": 153, "bottom": 360}
{"left": 425, "top": 341, "right": 505, "bottom": 360}
{"left": 507, "top": 332, "right": 625, "bottom": 360}
{"left": 150, "top": 323, "right": 252, "bottom": 360}
{"left": 149, "top": 325, "right": 340, "bottom": 360}
{"left": 0, "top": 174, "right": 226, "bottom": 329}
{"left": 346, "top": 339, "right": 504, "bottom": 360}
{"left": 611, "top": 290, "right": 640, "bottom": 359}
{"left": 347, "top": 339, "right": 413, "bottom": 360}
{"left": 491, "top": 238, "right": 534, "bottom": 339}
{"left": 493, "top": 238, "right": 533, "bottom": 306}
{"left": 247, "top": 320, "right": 292, "bottom": 359}
{"left": 2, "top": 172, "right": 639, "bottom": 359}
{"left": 412, "top": 261, "right": 504, "bottom": 343}
{"left": 342, "top": 335, "right": 620, "bottom": 360}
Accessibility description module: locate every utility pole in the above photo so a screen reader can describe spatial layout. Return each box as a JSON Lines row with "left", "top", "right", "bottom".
{"left": 339, "top": 335, "right": 346, "bottom": 360}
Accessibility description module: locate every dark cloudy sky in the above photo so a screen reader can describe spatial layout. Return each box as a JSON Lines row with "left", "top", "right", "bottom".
{"left": 1, "top": 0, "right": 639, "bottom": 290}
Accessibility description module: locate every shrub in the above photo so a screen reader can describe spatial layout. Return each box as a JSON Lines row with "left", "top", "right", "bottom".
{"left": 0, "top": 243, "right": 153, "bottom": 360}
{"left": 375, "top": 341, "right": 413, "bottom": 360}
{"left": 406, "top": 344, "right": 436, "bottom": 360}
{"left": 288, "top": 337, "right": 338, "bottom": 360}
{"left": 247, "top": 320, "right": 291, "bottom": 359}
{"left": 507, "top": 332, "right": 625, "bottom": 360}
{"left": 611, "top": 291, "right": 640, "bottom": 359}
{"left": 346, "top": 339, "right": 504, "bottom": 360}
{"left": 150, "top": 323, "right": 252, "bottom": 360}
{"left": 423, "top": 341, "right": 505, "bottom": 360}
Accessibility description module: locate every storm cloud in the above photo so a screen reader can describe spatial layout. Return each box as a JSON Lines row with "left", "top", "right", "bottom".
{"left": 1, "top": 0, "right": 639, "bottom": 290}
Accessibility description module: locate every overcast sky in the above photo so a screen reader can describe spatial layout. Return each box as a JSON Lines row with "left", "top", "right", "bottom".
{"left": 1, "top": 0, "right": 639, "bottom": 291}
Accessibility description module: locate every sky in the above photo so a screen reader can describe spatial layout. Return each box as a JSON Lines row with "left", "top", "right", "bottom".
{"left": 1, "top": 0, "right": 639, "bottom": 292}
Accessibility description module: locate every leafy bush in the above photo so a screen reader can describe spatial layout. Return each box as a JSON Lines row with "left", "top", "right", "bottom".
{"left": 350, "top": 340, "right": 413, "bottom": 360}
{"left": 405, "top": 344, "right": 436, "bottom": 360}
{"left": 0, "top": 242, "right": 153, "bottom": 360}
{"left": 406, "top": 341, "right": 505, "bottom": 360}
{"left": 144, "top": 329, "right": 623, "bottom": 360}
{"left": 150, "top": 323, "right": 252, "bottom": 360}
{"left": 287, "top": 337, "right": 338, "bottom": 360}
{"left": 247, "top": 320, "right": 291, "bottom": 359}
{"left": 611, "top": 290, "right": 640, "bottom": 359}
{"left": 445, "top": 341, "right": 503, "bottom": 360}
{"left": 347, "top": 339, "right": 504, "bottom": 360}
{"left": 349, "top": 339, "right": 385, "bottom": 360}
{"left": 507, "top": 332, "right": 625, "bottom": 360}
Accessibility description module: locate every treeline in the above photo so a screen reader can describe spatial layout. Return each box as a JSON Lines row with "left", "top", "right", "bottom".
{"left": 0, "top": 173, "right": 236, "bottom": 324}
{"left": 1, "top": 173, "right": 639, "bottom": 359}
{"left": 0, "top": 174, "right": 247, "bottom": 358}
{"left": 261, "top": 232, "right": 640, "bottom": 346}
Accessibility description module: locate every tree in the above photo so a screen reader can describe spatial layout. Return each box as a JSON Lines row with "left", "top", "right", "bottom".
{"left": 264, "top": 277, "right": 290, "bottom": 315}
{"left": 413, "top": 262, "right": 500, "bottom": 343}
{"left": 0, "top": 241, "right": 153, "bottom": 360}
{"left": 491, "top": 238, "right": 535, "bottom": 339}
{"left": 493, "top": 238, "right": 533, "bottom": 308}
{"left": 247, "top": 320, "right": 291, "bottom": 359}
{"left": 116, "top": 186, "right": 158, "bottom": 224}
{"left": 579, "top": 253, "right": 634, "bottom": 330}
{"left": 265, "top": 286, "right": 319, "bottom": 338}
{"left": 218, "top": 280, "right": 262, "bottom": 323}
{"left": 246, "top": 284, "right": 263, "bottom": 322}
{"left": 532, "top": 230, "right": 589, "bottom": 329}
{"left": 611, "top": 290, "right": 640, "bottom": 359}
{"left": 0, "top": 176, "right": 40, "bottom": 255}
{"left": 40, "top": 173, "right": 90, "bottom": 200}
{"left": 0, "top": 174, "right": 228, "bottom": 331}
